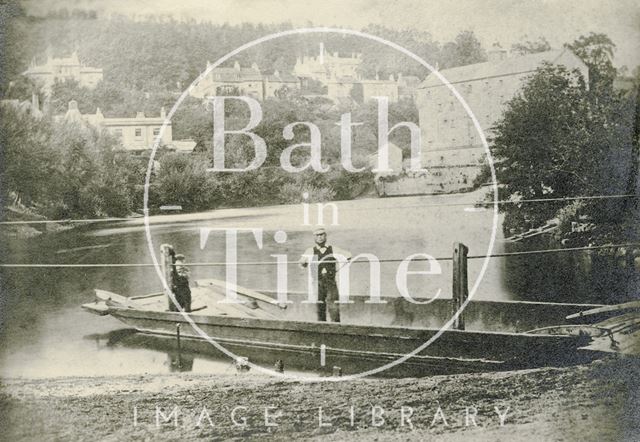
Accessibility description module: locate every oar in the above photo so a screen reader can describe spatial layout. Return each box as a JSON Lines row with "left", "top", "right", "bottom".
{"left": 566, "top": 300, "right": 640, "bottom": 319}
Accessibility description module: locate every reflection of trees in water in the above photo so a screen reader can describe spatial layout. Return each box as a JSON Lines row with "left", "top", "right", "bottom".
{"left": 503, "top": 237, "right": 637, "bottom": 304}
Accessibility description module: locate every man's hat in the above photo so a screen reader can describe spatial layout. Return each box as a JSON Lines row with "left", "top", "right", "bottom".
{"left": 175, "top": 253, "right": 186, "bottom": 261}
{"left": 313, "top": 227, "right": 326, "bottom": 235}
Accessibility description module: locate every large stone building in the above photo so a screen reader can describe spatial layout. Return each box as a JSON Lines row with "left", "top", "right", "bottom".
{"left": 294, "top": 43, "right": 362, "bottom": 85}
{"left": 416, "top": 47, "right": 589, "bottom": 188}
{"left": 22, "top": 51, "right": 103, "bottom": 94}
{"left": 189, "top": 61, "right": 300, "bottom": 101}
{"left": 59, "top": 101, "right": 173, "bottom": 151}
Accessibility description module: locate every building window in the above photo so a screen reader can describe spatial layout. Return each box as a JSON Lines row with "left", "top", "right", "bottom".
{"left": 153, "top": 128, "right": 160, "bottom": 136}
{"left": 135, "top": 128, "right": 142, "bottom": 137}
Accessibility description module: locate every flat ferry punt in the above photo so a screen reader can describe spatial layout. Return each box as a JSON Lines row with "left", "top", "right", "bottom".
{"left": 81, "top": 277, "right": 616, "bottom": 375}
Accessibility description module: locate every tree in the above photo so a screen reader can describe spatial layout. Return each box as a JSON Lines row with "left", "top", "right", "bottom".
{"left": 0, "top": 106, "right": 57, "bottom": 207}
{"left": 440, "top": 31, "right": 487, "bottom": 69}
{"left": 490, "top": 64, "right": 633, "bottom": 236}
{"left": 154, "top": 153, "right": 218, "bottom": 211}
{"left": 511, "top": 36, "right": 551, "bottom": 55}
{"left": 565, "top": 32, "right": 617, "bottom": 94}
{"left": 49, "top": 79, "right": 95, "bottom": 114}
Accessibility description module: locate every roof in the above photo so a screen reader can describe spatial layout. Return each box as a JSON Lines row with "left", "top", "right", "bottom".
{"left": 420, "top": 49, "right": 580, "bottom": 88}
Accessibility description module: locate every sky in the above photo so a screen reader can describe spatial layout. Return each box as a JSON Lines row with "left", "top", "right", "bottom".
{"left": 22, "top": 0, "right": 640, "bottom": 68}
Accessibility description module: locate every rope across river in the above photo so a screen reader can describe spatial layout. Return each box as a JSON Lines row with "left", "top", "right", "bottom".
{"left": 1, "top": 242, "right": 638, "bottom": 268}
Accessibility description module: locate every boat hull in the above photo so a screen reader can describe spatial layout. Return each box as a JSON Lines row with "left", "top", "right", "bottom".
{"left": 107, "top": 306, "right": 592, "bottom": 375}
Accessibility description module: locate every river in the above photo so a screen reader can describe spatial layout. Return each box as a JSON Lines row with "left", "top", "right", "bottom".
{"left": 0, "top": 190, "right": 633, "bottom": 378}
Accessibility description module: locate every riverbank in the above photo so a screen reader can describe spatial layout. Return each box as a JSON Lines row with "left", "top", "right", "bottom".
{"left": 1, "top": 356, "right": 638, "bottom": 441}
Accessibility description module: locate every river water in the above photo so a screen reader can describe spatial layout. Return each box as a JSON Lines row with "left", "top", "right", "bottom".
{"left": 0, "top": 190, "right": 634, "bottom": 378}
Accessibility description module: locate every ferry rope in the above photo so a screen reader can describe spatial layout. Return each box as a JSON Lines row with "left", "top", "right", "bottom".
{"left": 1, "top": 243, "right": 638, "bottom": 268}
{"left": 0, "top": 193, "right": 637, "bottom": 225}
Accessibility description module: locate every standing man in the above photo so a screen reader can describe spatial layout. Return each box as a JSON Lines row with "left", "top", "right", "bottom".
{"left": 299, "top": 228, "right": 351, "bottom": 322}
{"left": 169, "top": 252, "right": 192, "bottom": 313}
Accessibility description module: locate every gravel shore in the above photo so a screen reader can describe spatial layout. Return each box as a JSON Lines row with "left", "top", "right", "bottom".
{"left": 1, "top": 357, "right": 638, "bottom": 441}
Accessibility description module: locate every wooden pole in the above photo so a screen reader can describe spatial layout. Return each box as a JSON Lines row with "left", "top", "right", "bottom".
{"left": 176, "top": 323, "right": 182, "bottom": 369}
{"left": 160, "top": 244, "right": 175, "bottom": 309}
{"left": 452, "top": 242, "right": 469, "bottom": 331}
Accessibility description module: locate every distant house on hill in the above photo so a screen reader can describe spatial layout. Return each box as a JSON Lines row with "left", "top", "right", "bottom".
{"left": 294, "top": 43, "right": 362, "bottom": 85}
{"left": 22, "top": 51, "right": 103, "bottom": 94}
{"left": 416, "top": 47, "right": 589, "bottom": 191}
{"left": 189, "top": 61, "right": 301, "bottom": 101}
{"left": 190, "top": 61, "right": 264, "bottom": 100}
{"left": 57, "top": 100, "right": 173, "bottom": 152}
{"left": 264, "top": 71, "right": 301, "bottom": 98}
{"left": 327, "top": 73, "right": 414, "bottom": 104}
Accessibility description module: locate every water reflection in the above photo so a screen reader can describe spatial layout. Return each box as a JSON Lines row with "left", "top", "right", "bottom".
{"left": 82, "top": 328, "right": 480, "bottom": 378}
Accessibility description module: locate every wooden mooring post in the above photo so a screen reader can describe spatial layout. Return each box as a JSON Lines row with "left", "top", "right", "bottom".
{"left": 452, "top": 242, "right": 469, "bottom": 330}
{"left": 160, "top": 244, "right": 175, "bottom": 309}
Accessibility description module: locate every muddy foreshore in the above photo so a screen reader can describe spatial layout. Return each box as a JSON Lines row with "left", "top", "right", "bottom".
{"left": 1, "top": 357, "right": 638, "bottom": 441}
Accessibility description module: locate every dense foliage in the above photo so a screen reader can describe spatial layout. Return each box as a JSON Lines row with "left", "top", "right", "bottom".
{"left": 488, "top": 32, "right": 639, "bottom": 243}
{"left": 0, "top": 105, "right": 143, "bottom": 218}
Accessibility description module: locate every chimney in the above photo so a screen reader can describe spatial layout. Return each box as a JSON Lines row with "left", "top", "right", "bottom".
{"left": 487, "top": 43, "right": 508, "bottom": 63}
{"left": 389, "top": 74, "right": 395, "bottom": 81}
{"left": 233, "top": 61, "right": 241, "bottom": 71}
{"left": 251, "top": 62, "right": 259, "bottom": 71}
{"left": 160, "top": 107, "right": 166, "bottom": 118}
